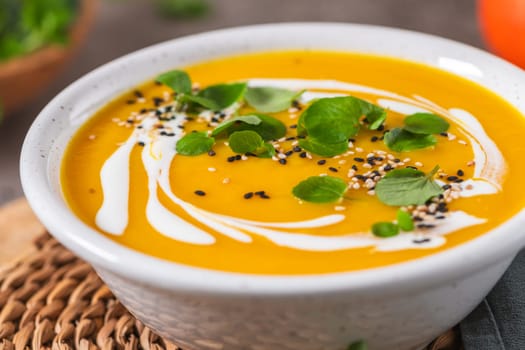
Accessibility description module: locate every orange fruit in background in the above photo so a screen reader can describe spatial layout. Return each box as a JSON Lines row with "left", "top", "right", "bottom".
{"left": 478, "top": 0, "right": 525, "bottom": 68}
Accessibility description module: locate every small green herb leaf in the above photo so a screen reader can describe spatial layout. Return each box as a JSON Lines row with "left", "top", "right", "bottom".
{"left": 245, "top": 86, "right": 303, "bottom": 113}
{"left": 181, "top": 94, "right": 221, "bottom": 110}
{"left": 348, "top": 340, "right": 368, "bottom": 350}
{"left": 396, "top": 209, "right": 414, "bottom": 231}
{"left": 222, "top": 113, "right": 286, "bottom": 141}
{"left": 404, "top": 113, "right": 450, "bottom": 135}
{"left": 228, "top": 130, "right": 275, "bottom": 157}
{"left": 298, "top": 138, "right": 349, "bottom": 157}
{"left": 372, "top": 222, "right": 399, "bottom": 238}
{"left": 228, "top": 130, "right": 263, "bottom": 154}
{"left": 375, "top": 166, "right": 443, "bottom": 206}
{"left": 211, "top": 115, "right": 262, "bottom": 137}
{"left": 156, "top": 70, "right": 192, "bottom": 94}
{"left": 176, "top": 131, "right": 215, "bottom": 156}
{"left": 298, "top": 96, "right": 362, "bottom": 144}
{"left": 197, "top": 82, "right": 247, "bottom": 110}
{"left": 359, "top": 100, "right": 387, "bottom": 130}
{"left": 292, "top": 176, "right": 347, "bottom": 203}
{"left": 384, "top": 128, "right": 437, "bottom": 152}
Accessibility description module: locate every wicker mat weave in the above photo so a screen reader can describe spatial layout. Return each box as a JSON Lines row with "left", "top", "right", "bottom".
{"left": 0, "top": 233, "right": 462, "bottom": 350}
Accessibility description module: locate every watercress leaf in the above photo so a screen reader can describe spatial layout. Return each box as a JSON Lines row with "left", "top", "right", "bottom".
{"left": 298, "top": 97, "right": 362, "bottom": 143}
{"left": 347, "top": 340, "right": 368, "bottom": 350}
{"left": 358, "top": 99, "right": 387, "bottom": 130}
{"left": 211, "top": 115, "right": 262, "bottom": 137}
{"left": 375, "top": 166, "right": 443, "bottom": 206}
{"left": 292, "top": 176, "right": 348, "bottom": 203}
{"left": 384, "top": 127, "right": 437, "bottom": 152}
{"left": 371, "top": 222, "right": 399, "bottom": 238}
{"left": 156, "top": 70, "right": 192, "bottom": 94}
{"left": 396, "top": 209, "right": 414, "bottom": 231}
{"left": 197, "top": 82, "right": 247, "bottom": 110}
{"left": 176, "top": 131, "right": 214, "bottom": 156}
{"left": 298, "top": 137, "right": 349, "bottom": 157}
{"left": 245, "top": 86, "right": 303, "bottom": 113}
{"left": 181, "top": 94, "right": 221, "bottom": 110}
{"left": 404, "top": 113, "right": 450, "bottom": 134}
{"left": 228, "top": 130, "right": 264, "bottom": 154}
{"left": 225, "top": 113, "right": 287, "bottom": 141}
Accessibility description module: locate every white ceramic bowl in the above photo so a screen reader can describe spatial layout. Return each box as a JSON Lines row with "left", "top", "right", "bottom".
{"left": 21, "top": 23, "right": 525, "bottom": 350}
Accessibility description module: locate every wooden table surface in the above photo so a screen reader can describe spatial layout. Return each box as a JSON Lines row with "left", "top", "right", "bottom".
{"left": 0, "top": 0, "right": 482, "bottom": 206}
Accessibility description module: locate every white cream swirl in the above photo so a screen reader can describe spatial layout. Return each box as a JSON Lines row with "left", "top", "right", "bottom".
{"left": 94, "top": 79, "right": 504, "bottom": 252}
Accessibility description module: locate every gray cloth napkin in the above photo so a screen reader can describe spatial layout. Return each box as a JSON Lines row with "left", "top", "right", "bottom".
{"left": 461, "top": 249, "right": 525, "bottom": 349}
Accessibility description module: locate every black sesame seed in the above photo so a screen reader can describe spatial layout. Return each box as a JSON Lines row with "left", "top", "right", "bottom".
{"left": 227, "top": 156, "right": 236, "bottom": 162}
{"left": 440, "top": 132, "right": 449, "bottom": 137}
{"left": 255, "top": 191, "right": 266, "bottom": 196}
{"left": 317, "top": 159, "right": 326, "bottom": 165}
{"left": 413, "top": 238, "right": 431, "bottom": 244}
{"left": 289, "top": 124, "right": 298, "bottom": 129}
{"left": 293, "top": 146, "right": 302, "bottom": 152}
{"left": 447, "top": 176, "right": 459, "bottom": 181}
{"left": 394, "top": 158, "right": 401, "bottom": 163}
{"left": 208, "top": 150, "right": 216, "bottom": 157}
{"left": 384, "top": 164, "right": 393, "bottom": 171}
{"left": 137, "top": 125, "right": 143, "bottom": 129}
{"left": 348, "top": 138, "right": 356, "bottom": 143}
{"left": 160, "top": 131, "right": 167, "bottom": 136}
{"left": 134, "top": 90, "right": 144, "bottom": 98}
{"left": 235, "top": 155, "right": 241, "bottom": 160}
{"left": 137, "top": 141, "right": 145, "bottom": 147}
{"left": 375, "top": 156, "right": 384, "bottom": 161}
{"left": 371, "top": 136, "right": 379, "bottom": 142}
{"left": 279, "top": 159, "right": 287, "bottom": 165}
{"left": 455, "top": 179, "right": 464, "bottom": 183}
{"left": 285, "top": 150, "right": 294, "bottom": 157}
{"left": 442, "top": 184, "right": 452, "bottom": 190}
{"left": 354, "top": 157, "right": 364, "bottom": 162}
{"left": 457, "top": 169, "right": 464, "bottom": 176}
{"left": 194, "top": 190, "right": 206, "bottom": 196}
{"left": 351, "top": 165, "right": 358, "bottom": 171}
{"left": 299, "top": 152, "right": 307, "bottom": 158}
{"left": 407, "top": 166, "right": 418, "bottom": 170}
{"left": 329, "top": 167, "right": 338, "bottom": 173}
{"left": 139, "top": 108, "right": 147, "bottom": 114}
{"left": 126, "top": 100, "right": 135, "bottom": 104}
{"left": 417, "top": 224, "right": 436, "bottom": 229}
{"left": 153, "top": 97, "right": 164, "bottom": 106}
{"left": 244, "top": 192, "right": 254, "bottom": 199}
{"left": 285, "top": 137, "right": 296, "bottom": 141}
{"left": 435, "top": 215, "right": 446, "bottom": 220}
{"left": 377, "top": 125, "right": 385, "bottom": 131}
{"left": 260, "top": 194, "right": 271, "bottom": 199}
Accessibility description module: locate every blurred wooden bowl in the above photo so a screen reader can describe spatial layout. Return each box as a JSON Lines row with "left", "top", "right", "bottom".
{"left": 0, "top": 0, "right": 98, "bottom": 117}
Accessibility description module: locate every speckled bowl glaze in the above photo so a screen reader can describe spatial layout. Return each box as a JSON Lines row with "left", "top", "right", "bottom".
{"left": 21, "top": 23, "right": 525, "bottom": 350}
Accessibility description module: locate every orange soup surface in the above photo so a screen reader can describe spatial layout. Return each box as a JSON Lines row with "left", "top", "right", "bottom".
{"left": 62, "top": 51, "right": 525, "bottom": 274}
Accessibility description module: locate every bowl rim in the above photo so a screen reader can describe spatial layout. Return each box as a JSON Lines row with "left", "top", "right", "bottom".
{"left": 21, "top": 22, "right": 525, "bottom": 295}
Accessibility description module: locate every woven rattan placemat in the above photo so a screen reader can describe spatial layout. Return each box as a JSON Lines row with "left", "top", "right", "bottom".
{"left": 0, "top": 200, "right": 462, "bottom": 350}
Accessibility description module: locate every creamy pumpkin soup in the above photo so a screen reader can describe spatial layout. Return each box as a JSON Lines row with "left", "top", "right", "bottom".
{"left": 61, "top": 51, "right": 525, "bottom": 274}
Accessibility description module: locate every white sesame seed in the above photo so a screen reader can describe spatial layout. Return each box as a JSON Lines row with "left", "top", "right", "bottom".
{"left": 338, "top": 160, "right": 347, "bottom": 165}
{"left": 458, "top": 140, "right": 467, "bottom": 145}
{"left": 334, "top": 206, "right": 346, "bottom": 211}
{"left": 347, "top": 170, "right": 355, "bottom": 178}
{"left": 306, "top": 153, "right": 312, "bottom": 159}
{"left": 112, "top": 118, "right": 120, "bottom": 123}
{"left": 278, "top": 153, "right": 287, "bottom": 159}
{"left": 208, "top": 167, "right": 216, "bottom": 172}
{"left": 403, "top": 158, "right": 411, "bottom": 163}
{"left": 289, "top": 114, "right": 297, "bottom": 119}
{"left": 355, "top": 147, "right": 364, "bottom": 152}
{"left": 415, "top": 161, "right": 423, "bottom": 167}
{"left": 467, "top": 160, "right": 476, "bottom": 167}
{"left": 363, "top": 163, "right": 372, "bottom": 169}
{"left": 387, "top": 154, "right": 395, "bottom": 160}
{"left": 88, "top": 135, "right": 96, "bottom": 140}
{"left": 241, "top": 155, "right": 248, "bottom": 161}
{"left": 448, "top": 133, "right": 457, "bottom": 141}
{"left": 319, "top": 173, "right": 327, "bottom": 177}
{"left": 367, "top": 190, "right": 375, "bottom": 195}
{"left": 271, "top": 156, "right": 278, "bottom": 161}
{"left": 352, "top": 183, "right": 361, "bottom": 190}
{"left": 222, "top": 178, "right": 231, "bottom": 184}
{"left": 366, "top": 153, "right": 375, "bottom": 158}
{"left": 348, "top": 141, "right": 354, "bottom": 148}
